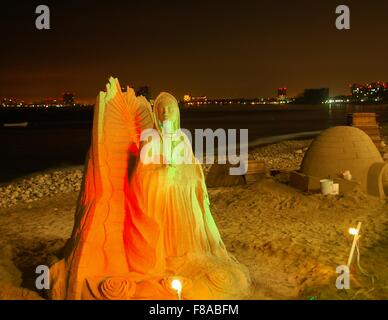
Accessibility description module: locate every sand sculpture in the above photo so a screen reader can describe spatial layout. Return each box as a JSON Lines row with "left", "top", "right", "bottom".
{"left": 291, "top": 126, "right": 388, "bottom": 197}
{"left": 48, "top": 77, "right": 251, "bottom": 300}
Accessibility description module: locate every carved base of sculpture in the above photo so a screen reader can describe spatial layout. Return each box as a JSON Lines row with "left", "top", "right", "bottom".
{"left": 50, "top": 253, "right": 250, "bottom": 300}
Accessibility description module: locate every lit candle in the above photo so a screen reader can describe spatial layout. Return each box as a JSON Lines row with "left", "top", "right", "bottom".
{"left": 171, "top": 279, "right": 182, "bottom": 300}
{"left": 347, "top": 222, "right": 362, "bottom": 268}
{"left": 348, "top": 228, "right": 359, "bottom": 236}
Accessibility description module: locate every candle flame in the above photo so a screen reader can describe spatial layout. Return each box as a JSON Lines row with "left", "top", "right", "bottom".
{"left": 348, "top": 228, "right": 359, "bottom": 236}
{"left": 171, "top": 279, "right": 182, "bottom": 294}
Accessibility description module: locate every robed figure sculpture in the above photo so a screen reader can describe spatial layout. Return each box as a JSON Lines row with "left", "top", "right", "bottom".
{"left": 49, "top": 77, "right": 251, "bottom": 300}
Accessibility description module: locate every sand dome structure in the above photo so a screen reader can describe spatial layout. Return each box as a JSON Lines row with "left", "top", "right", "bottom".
{"left": 300, "top": 126, "right": 388, "bottom": 198}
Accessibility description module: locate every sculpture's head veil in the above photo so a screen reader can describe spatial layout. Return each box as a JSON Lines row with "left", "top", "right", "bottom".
{"left": 153, "top": 92, "right": 180, "bottom": 134}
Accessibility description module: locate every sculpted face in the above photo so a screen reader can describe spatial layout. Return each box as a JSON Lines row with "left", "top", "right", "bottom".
{"left": 157, "top": 102, "right": 178, "bottom": 123}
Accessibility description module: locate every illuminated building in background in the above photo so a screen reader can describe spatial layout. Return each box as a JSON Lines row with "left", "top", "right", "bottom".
{"left": 1, "top": 97, "right": 19, "bottom": 107}
{"left": 183, "top": 95, "right": 207, "bottom": 106}
{"left": 350, "top": 81, "right": 388, "bottom": 103}
{"left": 62, "top": 92, "right": 75, "bottom": 106}
{"left": 277, "top": 87, "right": 288, "bottom": 102}
{"left": 43, "top": 98, "right": 59, "bottom": 106}
{"left": 324, "top": 95, "right": 351, "bottom": 104}
{"left": 350, "top": 84, "right": 366, "bottom": 102}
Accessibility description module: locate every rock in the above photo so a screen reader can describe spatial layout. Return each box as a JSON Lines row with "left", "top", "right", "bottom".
{"left": 0, "top": 168, "right": 87, "bottom": 209}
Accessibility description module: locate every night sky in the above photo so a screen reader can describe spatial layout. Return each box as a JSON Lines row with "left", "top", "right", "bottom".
{"left": 1, "top": 0, "right": 388, "bottom": 103}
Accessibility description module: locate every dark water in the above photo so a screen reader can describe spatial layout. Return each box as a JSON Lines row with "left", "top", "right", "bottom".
{"left": 1, "top": 104, "right": 388, "bottom": 183}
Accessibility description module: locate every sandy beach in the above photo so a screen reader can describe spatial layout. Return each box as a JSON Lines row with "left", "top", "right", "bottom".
{"left": 1, "top": 137, "right": 388, "bottom": 300}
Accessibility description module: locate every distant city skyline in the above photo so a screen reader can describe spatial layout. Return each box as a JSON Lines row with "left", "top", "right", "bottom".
{"left": 1, "top": 1, "right": 388, "bottom": 103}
{"left": 3, "top": 80, "right": 388, "bottom": 105}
